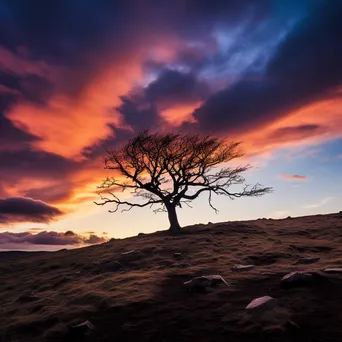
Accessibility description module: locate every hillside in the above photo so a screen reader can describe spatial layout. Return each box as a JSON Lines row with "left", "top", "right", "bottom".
{"left": 1, "top": 212, "right": 342, "bottom": 342}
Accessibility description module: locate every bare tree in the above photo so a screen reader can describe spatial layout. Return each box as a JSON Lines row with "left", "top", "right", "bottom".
{"left": 95, "top": 131, "right": 272, "bottom": 234}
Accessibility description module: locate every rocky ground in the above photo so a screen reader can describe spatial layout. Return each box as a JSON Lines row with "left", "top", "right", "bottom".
{"left": 1, "top": 212, "right": 342, "bottom": 341}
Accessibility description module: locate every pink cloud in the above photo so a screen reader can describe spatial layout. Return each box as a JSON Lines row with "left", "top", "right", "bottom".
{"left": 279, "top": 173, "right": 307, "bottom": 181}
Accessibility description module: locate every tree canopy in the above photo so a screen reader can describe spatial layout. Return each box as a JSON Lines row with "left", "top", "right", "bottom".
{"left": 95, "top": 131, "right": 272, "bottom": 233}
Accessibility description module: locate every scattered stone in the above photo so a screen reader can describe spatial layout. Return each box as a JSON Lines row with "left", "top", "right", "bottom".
{"left": 69, "top": 320, "right": 94, "bottom": 338}
{"left": 121, "top": 250, "right": 136, "bottom": 256}
{"left": 101, "top": 261, "right": 124, "bottom": 272}
{"left": 174, "top": 252, "right": 182, "bottom": 258}
{"left": 281, "top": 271, "right": 313, "bottom": 289}
{"left": 286, "top": 320, "right": 300, "bottom": 331}
{"left": 245, "top": 296, "right": 277, "bottom": 311}
{"left": 294, "top": 256, "right": 320, "bottom": 265}
{"left": 72, "top": 320, "right": 94, "bottom": 329}
{"left": 231, "top": 264, "right": 254, "bottom": 272}
{"left": 323, "top": 268, "right": 342, "bottom": 274}
{"left": 184, "top": 275, "right": 228, "bottom": 291}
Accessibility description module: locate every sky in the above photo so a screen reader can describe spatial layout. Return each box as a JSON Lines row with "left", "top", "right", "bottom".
{"left": 0, "top": 0, "right": 342, "bottom": 251}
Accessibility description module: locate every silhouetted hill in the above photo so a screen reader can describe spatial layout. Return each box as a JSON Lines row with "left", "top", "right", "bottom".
{"left": 1, "top": 212, "right": 342, "bottom": 342}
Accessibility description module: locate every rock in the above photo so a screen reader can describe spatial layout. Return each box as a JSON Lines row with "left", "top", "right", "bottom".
{"left": 323, "top": 268, "right": 342, "bottom": 274}
{"left": 231, "top": 264, "right": 254, "bottom": 272}
{"left": 286, "top": 320, "right": 300, "bottom": 330}
{"left": 138, "top": 233, "right": 145, "bottom": 237}
{"left": 69, "top": 320, "right": 94, "bottom": 338}
{"left": 121, "top": 250, "right": 136, "bottom": 255}
{"left": 73, "top": 320, "right": 94, "bottom": 330}
{"left": 174, "top": 252, "right": 182, "bottom": 258}
{"left": 184, "top": 275, "right": 228, "bottom": 291}
{"left": 281, "top": 271, "right": 313, "bottom": 289}
{"left": 311, "top": 271, "right": 330, "bottom": 283}
{"left": 245, "top": 296, "right": 277, "bottom": 310}
{"left": 101, "top": 261, "right": 124, "bottom": 272}
{"left": 294, "top": 256, "right": 320, "bottom": 265}
{"left": 286, "top": 216, "right": 292, "bottom": 219}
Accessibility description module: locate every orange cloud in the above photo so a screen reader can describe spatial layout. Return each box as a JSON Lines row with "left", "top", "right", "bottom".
{"left": 160, "top": 102, "right": 201, "bottom": 126}
{"left": 6, "top": 62, "right": 142, "bottom": 159}
{"left": 240, "top": 91, "right": 342, "bottom": 157}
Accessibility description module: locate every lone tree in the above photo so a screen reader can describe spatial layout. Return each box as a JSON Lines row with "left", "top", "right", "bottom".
{"left": 95, "top": 131, "right": 272, "bottom": 234}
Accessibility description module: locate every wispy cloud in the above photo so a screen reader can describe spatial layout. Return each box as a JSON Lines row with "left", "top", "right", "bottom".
{"left": 304, "top": 196, "right": 335, "bottom": 209}
{"left": 279, "top": 173, "right": 307, "bottom": 181}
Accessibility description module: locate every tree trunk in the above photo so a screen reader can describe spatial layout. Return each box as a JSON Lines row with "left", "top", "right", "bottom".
{"left": 166, "top": 204, "right": 181, "bottom": 234}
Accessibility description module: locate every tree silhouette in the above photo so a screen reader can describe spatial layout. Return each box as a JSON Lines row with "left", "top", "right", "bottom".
{"left": 95, "top": 131, "right": 272, "bottom": 234}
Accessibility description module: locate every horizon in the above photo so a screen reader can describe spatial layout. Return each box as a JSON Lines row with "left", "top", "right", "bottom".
{"left": 1, "top": 1, "right": 342, "bottom": 251}
{"left": 0, "top": 210, "right": 340, "bottom": 252}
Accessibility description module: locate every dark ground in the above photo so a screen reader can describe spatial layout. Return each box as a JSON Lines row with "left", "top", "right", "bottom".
{"left": 1, "top": 212, "right": 342, "bottom": 341}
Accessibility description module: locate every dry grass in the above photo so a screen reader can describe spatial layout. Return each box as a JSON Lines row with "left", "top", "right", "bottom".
{"left": 1, "top": 212, "right": 342, "bottom": 341}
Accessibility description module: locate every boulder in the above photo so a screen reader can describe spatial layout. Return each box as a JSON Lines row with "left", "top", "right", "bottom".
{"left": 184, "top": 275, "right": 228, "bottom": 291}
{"left": 68, "top": 320, "right": 94, "bottom": 338}
{"left": 245, "top": 296, "right": 277, "bottom": 311}
{"left": 294, "top": 256, "right": 320, "bottom": 265}
{"left": 323, "top": 268, "right": 342, "bottom": 274}
{"left": 231, "top": 264, "right": 254, "bottom": 272}
{"left": 72, "top": 320, "right": 94, "bottom": 330}
{"left": 281, "top": 271, "right": 313, "bottom": 289}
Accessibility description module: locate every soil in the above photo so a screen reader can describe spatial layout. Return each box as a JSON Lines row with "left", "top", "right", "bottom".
{"left": 1, "top": 212, "right": 342, "bottom": 341}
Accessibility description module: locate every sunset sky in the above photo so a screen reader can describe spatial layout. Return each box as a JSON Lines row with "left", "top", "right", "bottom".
{"left": 1, "top": 0, "right": 342, "bottom": 251}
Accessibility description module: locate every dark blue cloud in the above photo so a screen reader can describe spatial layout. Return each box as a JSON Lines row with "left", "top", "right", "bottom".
{"left": 145, "top": 68, "right": 209, "bottom": 104}
{"left": 0, "top": 230, "right": 107, "bottom": 245}
{"left": 193, "top": 1, "right": 342, "bottom": 133}
{"left": 0, "top": 0, "right": 130, "bottom": 65}
{"left": 0, "top": 197, "right": 62, "bottom": 224}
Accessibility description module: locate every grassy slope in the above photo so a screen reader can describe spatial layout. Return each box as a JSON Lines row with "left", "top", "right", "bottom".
{"left": 1, "top": 212, "right": 342, "bottom": 342}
